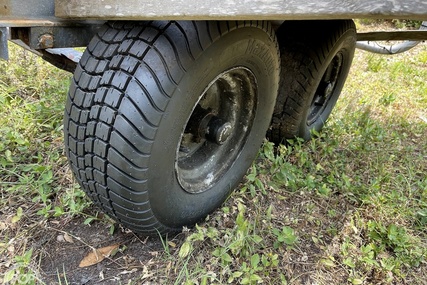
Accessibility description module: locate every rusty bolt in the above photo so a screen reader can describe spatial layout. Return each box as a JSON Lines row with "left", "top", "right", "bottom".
{"left": 38, "top": 34, "right": 54, "bottom": 49}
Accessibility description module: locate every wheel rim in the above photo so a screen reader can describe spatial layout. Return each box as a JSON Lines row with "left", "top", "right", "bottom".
{"left": 307, "top": 52, "right": 344, "bottom": 126}
{"left": 175, "top": 67, "right": 257, "bottom": 194}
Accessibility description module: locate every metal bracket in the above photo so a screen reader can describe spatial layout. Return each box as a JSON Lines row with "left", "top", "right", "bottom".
{"left": 10, "top": 24, "right": 102, "bottom": 50}
{"left": 0, "top": 27, "right": 9, "bottom": 60}
{"left": 357, "top": 30, "right": 427, "bottom": 41}
{"left": 42, "top": 48, "right": 82, "bottom": 73}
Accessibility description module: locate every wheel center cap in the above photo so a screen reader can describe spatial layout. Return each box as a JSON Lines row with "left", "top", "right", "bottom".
{"left": 208, "top": 119, "right": 233, "bottom": 145}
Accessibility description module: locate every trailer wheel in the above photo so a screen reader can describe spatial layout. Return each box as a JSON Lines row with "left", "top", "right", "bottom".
{"left": 64, "top": 21, "right": 280, "bottom": 234}
{"left": 268, "top": 20, "right": 356, "bottom": 143}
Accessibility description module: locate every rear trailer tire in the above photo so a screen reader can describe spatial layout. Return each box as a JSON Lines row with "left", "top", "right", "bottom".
{"left": 64, "top": 21, "right": 280, "bottom": 234}
{"left": 268, "top": 20, "right": 356, "bottom": 143}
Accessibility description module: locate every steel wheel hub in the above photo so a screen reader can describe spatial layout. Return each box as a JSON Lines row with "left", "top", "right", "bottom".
{"left": 175, "top": 67, "right": 257, "bottom": 194}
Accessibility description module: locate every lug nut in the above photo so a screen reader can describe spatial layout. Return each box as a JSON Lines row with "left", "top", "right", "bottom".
{"left": 39, "top": 34, "right": 54, "bottom": 49}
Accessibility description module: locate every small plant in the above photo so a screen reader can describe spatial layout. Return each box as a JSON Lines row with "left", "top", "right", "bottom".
{"left": 366, "top": 54, "right": 386, "bottom": 72}
{"left": 243, "top": 165, "right": 267, "bottom": 197}
{"left": 416, "top": 209, "right": 427, "bottom": 227}
{"left": 2, "top": 249, "right": 43, "bottom": 285}
{"left": 367, "top": 221, "right": 424, "bottom": 268}
{"left": 272, "top": 226, "right": 298, "bottom": 249}
{"left": 391, "top": 19, "right": 422, "bottom": 29}
{"left": 239, "top": 254, "right": 263, "bottom": 285}
{"left": 379, "top": 93, "right": 397, "bottom": 106}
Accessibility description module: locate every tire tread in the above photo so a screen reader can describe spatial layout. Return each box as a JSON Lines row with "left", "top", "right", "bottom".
{"left": 268, "top": 20, "right": 356, "bottom": 143}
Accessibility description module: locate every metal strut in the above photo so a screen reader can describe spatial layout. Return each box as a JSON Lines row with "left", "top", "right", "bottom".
{"left": 356, "top": 21, "right": 427, "bottom": 54}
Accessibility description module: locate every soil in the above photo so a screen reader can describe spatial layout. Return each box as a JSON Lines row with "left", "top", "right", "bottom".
{"left": 1, "top": 207, "right": 166, "bottom": 285}
{"left": 1, "top": 188, "right": 354, "bottom": 284}
{"left": 37, "top": 215, "right": 164, "bottom": 285}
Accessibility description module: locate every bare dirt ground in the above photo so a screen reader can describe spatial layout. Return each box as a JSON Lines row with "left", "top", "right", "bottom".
{"left": 38, "top": 216, "right": 163, "bottom": 284}
{"left": 2, "top": 206, "right": 164, "bottom": 284}
{"left": 2, "top": 182, "right": 360, "bottom": 284}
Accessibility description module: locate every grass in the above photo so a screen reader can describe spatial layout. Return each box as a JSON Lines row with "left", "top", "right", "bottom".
{"left": 1, "top": 24, "right": 427, "bottom": 284}
{"left": 0, "top": 45, "right": 93, "bottom": 284}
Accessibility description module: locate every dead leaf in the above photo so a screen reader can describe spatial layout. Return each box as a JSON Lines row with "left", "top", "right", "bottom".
{"left": 79, "top": 244, "right": 119, "bottom": 268}
{"left": 0, "top": 222, "right": 7, "bottom": 230}
{"left": 7, "top": 245, "right": 15, "bottom": 254}
{"left": 63, "top": 233, "right": 74, "bottom": 243}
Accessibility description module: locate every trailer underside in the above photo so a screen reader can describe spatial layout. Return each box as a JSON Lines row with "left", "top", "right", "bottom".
{"left": 1, "top": 0, "right": 427, "bottom": 61}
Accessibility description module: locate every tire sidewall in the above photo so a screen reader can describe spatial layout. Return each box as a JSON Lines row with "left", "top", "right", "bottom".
{"left": 298, "top": 29, "right": 356, "bottom": 139}
{"left": 147, "top": 27, "right": 279, "bottom": 228}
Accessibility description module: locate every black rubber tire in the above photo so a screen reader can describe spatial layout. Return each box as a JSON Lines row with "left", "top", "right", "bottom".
{"left": 268, "top": 20, "right": 356, "bottom": 143}
{"left": 64, "top": 21, "right": 280, "bottom": 234}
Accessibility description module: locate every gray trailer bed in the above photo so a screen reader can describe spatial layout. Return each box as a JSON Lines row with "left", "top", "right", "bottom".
{"left": 55, "top": 0, "right": 427, "bottom": 21}
{"left": 2, "top": 0, "right": 427, "bottom": 24}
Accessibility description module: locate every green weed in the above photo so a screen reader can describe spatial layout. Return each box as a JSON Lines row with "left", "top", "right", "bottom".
{"left": 2, "top": 249, "right": 43, "bottom": 285}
